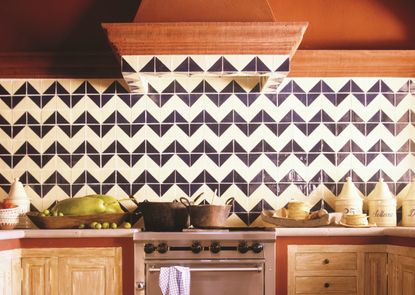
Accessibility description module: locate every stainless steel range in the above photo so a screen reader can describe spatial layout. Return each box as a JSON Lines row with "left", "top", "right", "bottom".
{"left": 134, "top": 230, "right": 276, "bottom": 295}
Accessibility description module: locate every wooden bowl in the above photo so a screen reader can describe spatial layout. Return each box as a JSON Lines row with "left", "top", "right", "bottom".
{"left": 27, "top": 212, "right": 129, "bottom": 229}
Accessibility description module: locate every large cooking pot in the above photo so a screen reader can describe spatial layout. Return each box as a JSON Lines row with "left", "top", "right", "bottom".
{"left": 132, "top": 200, "right": 189, "bottom": 231}
{"left": 180, "top": 197, "right": 234, "bottom": 229}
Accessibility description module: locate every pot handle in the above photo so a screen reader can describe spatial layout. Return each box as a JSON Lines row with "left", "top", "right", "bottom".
{"left": 179, "top": 197, "right": 191, "bottom": 207}
{"left": 225, "top": 197, "right": 235, "bottom": 205}
{"left": 193, "top": 192, "right": 204, "bottom": 203}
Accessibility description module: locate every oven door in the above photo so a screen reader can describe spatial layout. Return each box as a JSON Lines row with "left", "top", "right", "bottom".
{"left": 145, "top": 260, "right": 264, "bottom": 295}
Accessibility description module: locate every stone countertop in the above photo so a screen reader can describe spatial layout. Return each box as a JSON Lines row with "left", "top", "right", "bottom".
{"left": 0, "top": 229, "right": 139, "bottom": 241}
{"left": 274, "top": 226, "right": 415, "bottom": 238}
{"left": 1, "top": 227, "right": 415, "bottom": 242}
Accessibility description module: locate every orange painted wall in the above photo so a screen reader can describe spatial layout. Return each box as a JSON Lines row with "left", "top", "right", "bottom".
{"left": 134, "top": 0, "right": 275, "bottom": 22}
{"left": 269, "top": 0, "right": 415, "bottom": 49}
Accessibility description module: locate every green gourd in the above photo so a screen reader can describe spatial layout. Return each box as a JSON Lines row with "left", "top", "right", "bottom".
{"left": 51, "top": 195, "right": 124, "bottom": 216}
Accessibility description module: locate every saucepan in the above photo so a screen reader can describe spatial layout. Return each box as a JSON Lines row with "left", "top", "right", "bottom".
{"left": 180, "top": 193, "right": 234, "bottom": 229}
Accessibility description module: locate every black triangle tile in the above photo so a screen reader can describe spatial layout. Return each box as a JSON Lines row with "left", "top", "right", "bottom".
{"left": 188, "top": 57, "right": 203, "bottom": 72}
{"left": 233, "top": 81, "right": 246, "bottom": 93}
{"left": 0, "top": 96, "right": 12, "bottom": 108}
{"left": 208, "top": 57, "right": 223, "bottom": 72}
{"left": 248, "top": 183, "right": 261, "bottom": 195}
{"left": 12, "top": 95, "right": 25, "bottom": 109}
{"left": 221, "top": 81, "right": 234, "bottom": 93}
{"left": 140, "top": 57, "right": 156, "bottom": 73}
{"left": 14, "top": 83, "right": 27, "bottom": 95}
{"left": 242, "top": 57, "right": 256, "bottom": 72}
{"left": 131, "top": 154, "right": 144, "bottom": 166}
{"left": 122, "top": 58, "right": 136, "bottom": 72}
{"left": 338, "top": 80, "right": 351, "bottom": 93}
{"left": 367, "top": 80, "right": 381, "bottom": 93}
{"left": 0, "top": 84, "right": 10, "bottom": 95}
{"left": 219, "top": 153, "right": 232, "bottom": 166}
{"left": 276, "top": 58, "right": 289, "bottom": 72}
{"left": 189, "top": 183, "right": 203, "bottom": 197}
{"left": 222, "top": 57, "right": 238, "bottom": 72}
{"left": 174, "top": 57, "right": 189, "bottom": 72}
{"left": 155, "top": 57, "right": 170, "bottom": 72}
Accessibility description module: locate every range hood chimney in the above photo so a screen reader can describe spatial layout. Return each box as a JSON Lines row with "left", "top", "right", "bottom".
{"left": 102, "top": 0, "right": 307, "bottom": 93}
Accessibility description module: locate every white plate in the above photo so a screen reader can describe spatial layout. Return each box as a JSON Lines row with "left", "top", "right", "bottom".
{"left": 339, "top": 221, "right": 376, "bottom": 228}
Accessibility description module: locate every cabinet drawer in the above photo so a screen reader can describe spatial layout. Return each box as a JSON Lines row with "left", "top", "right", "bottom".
{"left": 295, "top": 276, "right": 357, "bottom": 294}
{"left": 295, "top": 252, "right": 357, "bottom": 271}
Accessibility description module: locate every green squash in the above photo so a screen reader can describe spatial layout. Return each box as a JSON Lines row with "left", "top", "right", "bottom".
{"left": 51, "top": 195, "right": 124, "bottom": 216}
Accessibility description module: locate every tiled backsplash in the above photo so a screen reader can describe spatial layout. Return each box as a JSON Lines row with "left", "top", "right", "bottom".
{"left": 0, "top": 77, "right": 414, "bottom": 226}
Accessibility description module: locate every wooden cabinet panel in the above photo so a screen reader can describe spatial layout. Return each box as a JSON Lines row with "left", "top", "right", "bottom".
{"left": 295, "top": 252, "right": 357, "bottom": 271}
{"left": 0, "top": 252, "right": 13, "bottom": 295}
{"left": 0, "top": 250, "right": 20, "bottom": 295}
{"left": 364, "top": 253, "right": 387, "bottom": 295}
{"left": 388, "top": 254, "right": 415, "bottom": 295}
{"left": 295, "top": 276, "right": 357, "bottom": 293}
{"left": 21, "top": 257, "right": 58, "bottom": 295}
{"left": 21, "top": 248, "right": 121, "bottom": 295}
{"left": 58, "top": 256, "right": 116, "bottom": 295}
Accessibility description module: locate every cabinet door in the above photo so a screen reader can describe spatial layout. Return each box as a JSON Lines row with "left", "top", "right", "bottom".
{"left": 58, "top": 256, "right": 118, "bottom": 295}
{"left": 391, "top": 255, "right": 415, "bottom": 295}
{"left": 364, "top": 253, "right": 387, "bottom": 295}
{"left": 0, "top": 252, "right": 12, "bottom": 295}
{"left": 21, "top": 257, "right": 58, "bottom": 295}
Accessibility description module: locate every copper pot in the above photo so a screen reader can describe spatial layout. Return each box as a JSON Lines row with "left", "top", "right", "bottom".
{"left": 180, "top": 196, "right": 234, "bottom": 229}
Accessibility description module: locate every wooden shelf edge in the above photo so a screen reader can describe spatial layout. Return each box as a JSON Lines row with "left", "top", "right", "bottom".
{"left": 0, "top": 50, "right": 414, "bottom": 79}
{"left": 290, "top": 50, "right": 415, "bottom": 77}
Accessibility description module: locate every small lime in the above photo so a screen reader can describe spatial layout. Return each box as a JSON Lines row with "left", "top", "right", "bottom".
{"left": 102, "top": 222, "right": 110, "bottom": 229}
{"left": 110, "top": 223, "right": 118, "bottom": 229}
{"left": 89, "top": 222, "right": 98, "bottom": 229}
{"left": 43, "top": 209, "right": 50, "bottom": 215}
{"left": 78, "top": 224, "right": 85, "bottom": 229}
{"left": 39, "top": 213, "right": 46, "bottom": 217}
{"left": 58, "top": 212, "right": 64, "bottom": 216}
{"left": 123, "top": 222, "right": 132, "bottom": 229}
{"left": 95, "top": 223, "right": 102, "bottom": 229}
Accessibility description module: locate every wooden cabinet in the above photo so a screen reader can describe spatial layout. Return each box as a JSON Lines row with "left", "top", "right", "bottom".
{"left": 287, "top": 245, "right": 415, "bottom": 295}
{"left": 21, "top": 257, "right": 58, "bottom": 295}
{"left": 288, "top": 245, "right": 365, "bottom": 295}
{"left": 21, "top": 248, "right": 122, "bottom": 295}
{"left": 364, "top": 253, "right": 387, "bottom": 295}
{"left": 0, "top": 250, "right": 21, "bottom": 295}
{"left": 388, "top": 246, "right": 415, "bottom": 295}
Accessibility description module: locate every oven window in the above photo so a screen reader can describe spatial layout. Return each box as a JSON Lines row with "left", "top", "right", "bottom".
{"left": 146, "top": 261, "right": 264, "bottom": 295}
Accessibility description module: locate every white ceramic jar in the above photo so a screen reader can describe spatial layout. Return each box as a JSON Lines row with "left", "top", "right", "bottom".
{"left": 368, "top": 178, "right": 396, "bottom": 227}
{"left": 335, "top": 177, "right": 363, "bottom": 215}
{"left": 8, "top": 178, "right": 31, "bottom": 228}
{"left": 402, "top": 178, "right": 415, "bottom": 226}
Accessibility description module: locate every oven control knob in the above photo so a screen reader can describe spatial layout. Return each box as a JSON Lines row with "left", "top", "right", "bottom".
{"left": 252, "top": 243, "right": 264, "bottom": 253}
{"left": 157, "top": 243, "right": 168, "bottom": 254}
{"left": 210, "top": 242, "right": 221, "bottom": 254}
{"left": 191, "top": 242, "right": 203, "bottom": 254}
{"left": 144, "top": 243, "right": 155, "bottom": 254}
{"left": 238, "top": 241, "right": 249, "bottom": 254}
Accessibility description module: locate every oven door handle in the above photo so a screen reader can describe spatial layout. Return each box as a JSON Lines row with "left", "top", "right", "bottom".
{"left": 148, "top": 266, "right": 263, "bottom": 273}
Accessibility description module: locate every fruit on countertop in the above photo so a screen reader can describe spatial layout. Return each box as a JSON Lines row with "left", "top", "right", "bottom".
{"left": 50, "top": 195, "right": 124, "bottom": 216}
{"left": 0, "top": 198, "right": 18, "bottom": 209}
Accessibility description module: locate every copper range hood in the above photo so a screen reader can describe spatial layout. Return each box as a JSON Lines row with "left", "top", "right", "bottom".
{"left": 102, "top": 0, "right": 307, "bottom": 93}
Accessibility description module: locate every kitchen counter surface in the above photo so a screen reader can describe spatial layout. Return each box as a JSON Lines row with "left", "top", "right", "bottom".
{"left": 274, "top": 226, "right": 415, "bottom": 238}
{"left": 0, "top": 228, "right": 139, "bottom": 240}
{"left": 1, "top": 227, "right": 415, "bottom": 241}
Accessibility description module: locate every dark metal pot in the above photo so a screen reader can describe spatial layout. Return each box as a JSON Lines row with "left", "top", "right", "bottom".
{"left": 180, "top": 197, "right": 234, "bottom": 229}
{"left": 132, "top": 200, "right": 189, "bottom": 231}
